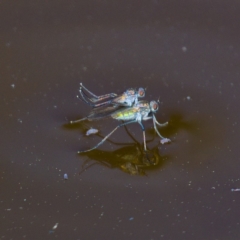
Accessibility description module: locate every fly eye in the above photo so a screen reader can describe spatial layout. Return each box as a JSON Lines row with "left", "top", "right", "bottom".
{"left": 138, "top": 88, "right": 145, "bottom": 97}
{"left": 150, "top": 101, "right": 158, "bottom": 111}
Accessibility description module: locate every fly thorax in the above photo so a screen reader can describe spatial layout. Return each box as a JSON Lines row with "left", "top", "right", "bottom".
{"left": 134, "top": 96, "right": 138, "bottom": 104}
{"left": 136, "top": 112, "right": 142, "bottom": 122}
{"left": 125, "top": 98, "right": 133, "bottom": 106}
{"left": 126, "top": 89, "right": 135, "bottom": 96}
{"left": 142, "top": 110, "right": 150, "bottom": 119}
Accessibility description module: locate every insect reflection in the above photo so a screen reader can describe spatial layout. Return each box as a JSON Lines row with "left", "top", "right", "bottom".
{"left": 79, "top": 125, "right": 168, "bottom": 175}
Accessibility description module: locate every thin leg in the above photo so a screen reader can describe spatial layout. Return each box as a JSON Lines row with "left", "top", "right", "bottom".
{"left": 137, "top": 121, "right": 147, "bottom": 151}
{"left": 78, "top": 120, "right": 137, "bottom": 153}
{"left": 143, "top": 131, "right": 147, "bottom": 151}
{"left": 92, "top": 100, "right": 117, "bottom": 108}
{"left": 79, "top": 88, "right": 97, "bottom": 106}
{"left": 123, "top": 122, "right": 139, "bottom": 144}
{"left": 80, "top": 83, "right": 100, "bottom": 99}
{"left": 70, "top": 117, "right": 87, "bottom": 124}
{"left": 80, "top": 83, "right": 117, "bottom": 102}
{"left": 154, "top": 117, "right": 168, "bottom": 127}
{"left": 123, "top": 121, "right": 154, "bottom": 155}
{"left": 80, "top": 88, "right": 116, "bottom": 108}
{"left": 152, "top": 115, "right": 165, "bottom": 139}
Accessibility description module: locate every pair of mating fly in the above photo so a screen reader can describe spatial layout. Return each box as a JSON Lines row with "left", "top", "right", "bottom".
{"left": 71, "top": 83, "right": 170, "bottom": 153}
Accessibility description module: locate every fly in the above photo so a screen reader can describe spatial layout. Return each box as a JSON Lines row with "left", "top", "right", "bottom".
{"left": 71, "top": 100, "right": 170, "bottom": 153}
{"left": 78, "top": 83, "right": 145, "bottom": 108}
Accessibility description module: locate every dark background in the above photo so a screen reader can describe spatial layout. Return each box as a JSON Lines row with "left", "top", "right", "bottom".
{"left": 1, "top": 1, "right": 240, "bottom": 239}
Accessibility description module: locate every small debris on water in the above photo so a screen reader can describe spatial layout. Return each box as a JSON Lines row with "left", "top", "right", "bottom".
{"left": 186, "top": 96, "right": 191, "bottom": 101}
{"left": 11, "top": 84, "right": 15, "bottom": 88}
{"left": 52, "top": 223, "right": 59, "bottom": 229}
{"left": 64, "top": 173, "right": 68, "bottom": 180}
{"left": 231, "top": 188, "right": 240, "bottom": 192}
{"left": 160, "top": 138, "right": 171, "bottom": 144}
{"left": 182, "top": 46, "right": 187, "bottom": 52}
{"left": 86, "top": 128, "right": 98, "bottom": 136}
{"left": 129, "top": 217, "right": 134, "bottom": 221}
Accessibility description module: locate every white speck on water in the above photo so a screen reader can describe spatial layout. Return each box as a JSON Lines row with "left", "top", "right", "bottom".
{"left": 186, "top": 96, "right": 191, "bottom": 100}
{"left": 129, "top": 217, "right": 134, "bottom": 221}
{"left": 52, "top": 223, "right": 59, "bottom": 229}
{"left": 86, "top": 128, "right": 98, "bottom": 136}
{"left": 64, "top": 174, "right": 68, "bottom": 180}
{"left": 11, "top": 84, "right": 15, "bottom": 88}
{"left": 160, "top": 138, "right": 171, "bottom": 144}
{"left": 182, "top": 46, "right": 187, "bottom": 52}
{"left": 17, "top": 119, "right": 23, "bottom": 123}
{"left": 231, "top": 188, "right": 240, "bottom": 192}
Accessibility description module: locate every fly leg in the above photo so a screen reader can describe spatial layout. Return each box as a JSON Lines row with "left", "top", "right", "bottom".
{"left": 154, "top": 117, "right": 168, "bottom": 127}
{"left": 79, "top": 88, "right": 117, "bottom": 108}
{"left": 70, "top": 117, "right": 87, "bottom": 124}
{"left": 152, "top": 115, "right": 165, "bottom": 139}
{"left": 152, "top": 114, "right": 171, "bottom": 144}
{"left": 136, "top": 121, "right": 147, "bottom": 151}
{"left": 78, "top": 120, "right": 137, "bottom": 153}
{"left": 137, "top": 121, "right": 157, "bottom": 164}
{"left": 80, "top": 83, "right": 117, "bottom": 103}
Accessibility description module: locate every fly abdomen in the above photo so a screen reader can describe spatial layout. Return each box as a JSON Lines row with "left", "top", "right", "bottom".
{"left": 111, "top": 109, "right": 137, "bottom": 121}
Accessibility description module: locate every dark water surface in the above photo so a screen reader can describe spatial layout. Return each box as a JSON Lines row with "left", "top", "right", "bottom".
{"left": 1, "top": 1, "right": 240, "bottom": 239}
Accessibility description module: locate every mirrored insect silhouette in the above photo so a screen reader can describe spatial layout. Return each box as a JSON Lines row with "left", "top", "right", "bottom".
{"left": 79, "top": 125, "right": 169, "bottom": 175}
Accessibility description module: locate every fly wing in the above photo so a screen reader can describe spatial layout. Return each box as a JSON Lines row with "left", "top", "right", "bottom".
{"left": 111, "top": 94, "right": 133, "bottom": 106}
{"left": 87, "top": 104, "right": 125, "bottom": 120}
{"left": 111, "top": 89, "right": 138, "bottom": 106}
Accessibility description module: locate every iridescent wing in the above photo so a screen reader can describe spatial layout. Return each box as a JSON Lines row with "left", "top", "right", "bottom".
{"left": 87, "top": 104, "right": 126, "bottom": 120}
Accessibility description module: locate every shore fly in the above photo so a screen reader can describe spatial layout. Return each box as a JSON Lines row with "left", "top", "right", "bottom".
{"left": 78, "top": 83, "right": 145, "bottom": 108}
{"left": 71, "top": 100, "right": 170, "bottom": 153}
